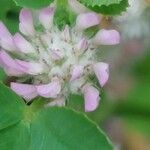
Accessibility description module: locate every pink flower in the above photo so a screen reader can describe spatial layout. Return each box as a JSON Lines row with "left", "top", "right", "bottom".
{"left": 75, "top": 38, "right": 88, "bottom": 54}
{"left": 61, "top": 25, "right": 71, "bottom": 42}
{"left": 39, "top": 7, "right": 54, "bottom": 30}
{"left": 82, "top": 85, "right": 100, "bottom": 112}
{"left": 0, "top": 51, "right": 25, "bottom": 76}
{"left": 19, "top": 9, "right": 35, "bottom": 36}
{"left": 16, "top": 60, "right": 44, "bottom": 75}
{"left": 68, "top": 0, "right": 89, "bottom": 14}
{"left": 94, "top": 29, "right": 120, "bottom": 45}
{"left": 0, "top": 6, "right": 120, "bottom": 111}
{"left": 93, "top": 62, "right": 109, "bottom": 87}
{"left": 14, "top": 33, "right": 35, "bottom": 54}
{"left": 0, "top": 22, "right": 16, "bottom": 51}
{"left": 36, "top": 79, "right": 61, "bottom": 98}
{"left": 70, "top": 65, "right": 84, "bottom": 81}
{"left": 76, "top": 12, "right": 101, "bottom": 30}
{"left": 11, "top": 83, "right": 38, "bottom": 101}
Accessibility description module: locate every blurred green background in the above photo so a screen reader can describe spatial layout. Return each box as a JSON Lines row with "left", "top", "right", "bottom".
{"left": 0, "top": 0, "right": 150, "bottom": 149}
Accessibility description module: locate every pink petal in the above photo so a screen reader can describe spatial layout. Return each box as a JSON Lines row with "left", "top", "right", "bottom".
{"left": 82, "top": 85, "right": 100, "bottom": 112}
{"left": 93, "top": 62, "right": 109, "bottom": 87}
{"left": 5, "top": 69, "right": 24, "bottom": 76}
{"left": 40, "top": 34, "right": 51, "bottom": 46}
{"left": 0, "top": 51, "right": 25, "bottom": 76}
{"left": 0, "top": 22, "right": 12, "bottom": 38}
{"left": 0, "top": 51, "right": 23, "bottom": 70}
{"left": 76, "top": 12, "right": 101, "bottom": 30}
{"left": 70, "top": 65, "right": 84, "bottom": 81}
{"left": 68, "top": 0, "right": 89, "bottom": 14}
{"left": 61, "top": 25, "right": 70, "bottom": 42}
{"left": 39, "top": 7, "right": 54, "bottom": 29}
{"left": 50, "top": 49, "right": 63, "bottom": 60}
{"left": 0, "top": 53, "right": 5, "bottom": 67}
{"left": 0, "top": 22, "right": 16, "bottom": 51}
{"left": 11, "top": 82, "right": 38, "bottom": 101}
{"left": 14, "top": 33, "right": 35, "bottom": 54}
{"left": 0, "top": 51, "right": 15, "bottom": 68}
{"left": 19, "top": 9, "right": 35, "bottom": 36}
{"left": 16, "top": 60, "right": 44, "bottom": 75}
{"left": 94, "top": 29, "right": 120, "bottom": 45}
{"left": 36, "top": 79, "right": 61, "bottom": 98}
{"left": 75, "top": 38, "right": 88, "bottom": 54}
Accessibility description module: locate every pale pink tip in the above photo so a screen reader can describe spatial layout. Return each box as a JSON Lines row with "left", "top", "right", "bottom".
{"left": 93, "top": 62, "right": 109, "bottom": 87}
{"left": 76, "top": 12, "right": 101, "bottom": 30}
{"left": 70, "top": 65, "right": 84, "bottom": 81}
{"left": 94, "top": 29, "right": 120, "bottom": 45}
{"left": 0, "top": 51, "right": 25, "bottom": 76}
{"left": 39, "top": 7, "right": 54, "bottom": 29}
{"left": 4, "top": 68, "right": 25, "bottom": 76}
{"left": 68, "top": 0, "right": 89, "bottom": 14}
{"left": 50, "top": 49, "right": 63, "bottom": 60}
{"left": 36, "top": 79, "right": 61, "bottom": 98}
{"left": 16, "top": 60, "right": 44, "bottom": 75}
{"left": 76, "top": 38, "right": 88, "bottom": 53}
{"left": 47, "top": 98, "right": 65, "bottom": 107}
{"left": 40, "top": 34, "right": 51, "bottom": 46}
{"left": 61, "top": 25, "right": 70, "bottom": 42}
{"left": 19, "top": 9, "right": 35, "bottom": 36}
{"left": 0, "top": 22, "right": 12, "bottom": 38}
{"left": 11, "top": 82, "right": 38, "bottom": 100}
{"left": 0, "top": 22, "right": 16, "bottom": 51}
{"left": 14, "top": 33, "right": 35, "bottom": 54}
{"left": 82, "top": 85, "right": 100, "bottom": 112}
{"left": 0, "top": 57, "right": 4, "bottom": 67}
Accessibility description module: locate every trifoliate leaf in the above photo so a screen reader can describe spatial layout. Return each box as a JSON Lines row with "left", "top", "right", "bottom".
{"left": 13, "top": 0, "right": 54, "bottom": 9}
{"left": 0, "top": 83, "right": 113, "bottom": 150}
{"left": 78, "top": 0, "right": 129, "bottom": 15}
{"left": 77, "top": 0, "right": 123, "bottom": 7}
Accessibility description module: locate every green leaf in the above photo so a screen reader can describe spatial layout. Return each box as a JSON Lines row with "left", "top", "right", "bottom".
{"left": 90, "top": 0, "right": 129, "bottom": 15}
{"left": 131, "top": 50, "right": 150, "bottom": 78}
{"left": 68, "top": 93, "right": 114, "bottom": 124}
{"left": 13, "top": 0, "right": 54, "bottom": 9}
{"left": 0, "top": 83, "right": 113, "bottom": 150}
{"left": 77, "top": 0, "right": 123, "bottom": 7}
{"left": 0, "top": 0, "right": 20, "bottom": 33}
{"left": 78, "top": 0, "right": 129, "bottom": 15}
{"left": 54, "top": 0, "right": 76, "bottom": 29}
{"left": 115, "top": 80, "right": 150, "bottom": 117}
{"left": 123, "top": 115, "right": 150, "bottom": 138}
{"left": 0, "top": 122, "right": 30, "bottom": 150}
{"left": 30, "top": 107, "right": 113, "bottom": 150}
{"left": 0, "top": 83, "right": 25, "bottom": 130}
{"left": 114, "top": 51, "right": 150, "bottom": 138}
{"left": 0, "top": 69, "right": 6, "bottom": 81}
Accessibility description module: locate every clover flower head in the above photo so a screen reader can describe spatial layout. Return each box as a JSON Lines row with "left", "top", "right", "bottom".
{"left": 0, "top": 6, "right": 120, "bottom": 111}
